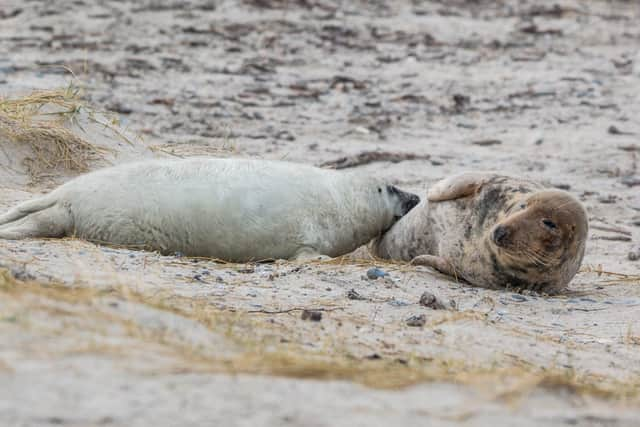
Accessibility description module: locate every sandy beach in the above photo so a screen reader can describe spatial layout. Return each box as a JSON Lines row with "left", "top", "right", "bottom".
{"left": 1, "top": 1, "right": 639, "bottom": 425}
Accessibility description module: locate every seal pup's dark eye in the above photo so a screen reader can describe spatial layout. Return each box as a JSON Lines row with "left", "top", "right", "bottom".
{"left": 378, "top": 187, "right": 382, "bottom": 193}
{"left": 542, "top": 219, "right": 557, "bottom": 229}
{"left": 520, "top": 203, "right": 527, "bottom": 210}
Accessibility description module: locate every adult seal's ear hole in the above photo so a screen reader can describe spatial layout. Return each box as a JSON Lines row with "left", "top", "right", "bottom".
{"left": 373, "top": 172, "right": 588, "bottom": 293}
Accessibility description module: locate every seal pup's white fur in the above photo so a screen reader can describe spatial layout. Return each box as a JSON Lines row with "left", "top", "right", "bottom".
{"left": 0, "top": 158, "right": 419, "bottom": 262}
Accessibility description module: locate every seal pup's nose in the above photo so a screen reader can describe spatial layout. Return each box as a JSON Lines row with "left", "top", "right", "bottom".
{"left": 387, "top": 185, "right": 420, "bottom": 217}
{"left": 404, "top": 194, "right": 420, "bottom": 213}
{"left": 492, "top": 225, "right": 509, "bottom": 246}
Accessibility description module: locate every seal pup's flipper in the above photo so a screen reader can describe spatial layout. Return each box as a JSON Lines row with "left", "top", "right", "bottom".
{"left": 0, "top": 194, "right": 57, "bottom": 226}
{"left": 427, "top": 172, "right": 499, "bottom": 202}
{"left": 410, "top": 254, "right": 458, "bottom": 279}
{"left": 0, "top": 204, "right": 71, "bottom": 239}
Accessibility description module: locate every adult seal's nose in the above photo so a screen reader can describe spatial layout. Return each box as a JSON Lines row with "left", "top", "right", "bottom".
{"left": 492, "top": 225, "right": 509, "bottom": 246}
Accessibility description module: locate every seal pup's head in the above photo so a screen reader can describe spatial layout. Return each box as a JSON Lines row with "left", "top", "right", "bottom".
{"left": 360, "top": 180, "right": 420, "bottom": 233}
{"left": 487, "top": 189, "right": 588, "bottom": 293}
{"left": 323, "top": 176, "right": 420, "bottom": 257}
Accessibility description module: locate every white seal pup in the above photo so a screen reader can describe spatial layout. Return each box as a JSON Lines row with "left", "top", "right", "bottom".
{"left": 0, "top": 158, "right": 420, "bottom": 262}
{"left": 373, "top": 172, "right": 588, "bottom": 293}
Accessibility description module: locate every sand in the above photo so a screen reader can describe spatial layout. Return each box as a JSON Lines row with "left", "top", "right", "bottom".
{"left": 0, "top": 0, "right": 639, "bottom": 425}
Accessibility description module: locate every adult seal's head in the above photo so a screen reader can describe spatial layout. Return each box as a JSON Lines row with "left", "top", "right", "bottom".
{"left": 486, "top": 189, "right": 588, "bottom": 292}
{"left": 373, "top": 172, "right": 589, "bottom": 293}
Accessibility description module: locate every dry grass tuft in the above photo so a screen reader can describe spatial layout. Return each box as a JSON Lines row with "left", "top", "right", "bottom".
{"left": 0, "top": 84, "right": 115, "bottom": 180}
{"left": 579, "top": 264, "right": 640, "bottom": 285}
{"left": 2, "top": 267, "right": 639, "bottom": 402}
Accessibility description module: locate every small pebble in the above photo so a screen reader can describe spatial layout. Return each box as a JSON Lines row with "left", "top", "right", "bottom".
{"left": 347, "top": 289, "right": 366, "bottom": 300}
{"left": 301, "top": 310, "right": 322, "bottom": 321}
{"left": 452, "top": 93, "right": 470, "bottom": 111}
{"left": 366, "top": 267, "right": 387, "bottom": 280}
{"left": 419, "top": 291, "right": 451, "bottom": 310}
{"left": 511, "top": 294, "right": 527, "bottom": 302}
{"left": 608, "top": 125, "right": 633, "bottom": 135}
{"left": 621, "top": 176, "right": 640, "bottom": 187}
{"left": 388, "top": 299, "right": 410, "bottom": 307}
{"left": 406, "top": 314, "right": 426, "bottom": 327}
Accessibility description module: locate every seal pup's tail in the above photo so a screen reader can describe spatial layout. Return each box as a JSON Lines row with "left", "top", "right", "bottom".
{"left": 0, "top": 194, "right": 70, "bottom": 239}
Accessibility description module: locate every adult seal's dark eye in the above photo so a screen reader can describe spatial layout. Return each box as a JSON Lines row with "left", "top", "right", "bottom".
{"left": 542, "top": 219, "right": 557, "bottom": 229}
{"left": 378, "top": 187, "right": 382, "bottom": 193}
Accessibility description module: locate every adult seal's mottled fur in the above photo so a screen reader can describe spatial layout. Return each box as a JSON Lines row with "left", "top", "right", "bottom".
{"left": 0, "top": 158, "right": 419, "bottom": 262}
{"left": 373, "top": 172, "right": 588, "bottom": 293}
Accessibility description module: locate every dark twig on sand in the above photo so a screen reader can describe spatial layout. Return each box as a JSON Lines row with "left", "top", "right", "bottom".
{"left": 593, "top": 235, "right": 632, "bottom": 242}
{"left": 590, "top": 224, "right": 632, "bottom": 236}
{"left": 471, "top": 139, "right": 502, "bottom": 146}
{"left": 247, "top": 306, "right": 344, "bottom": 314}
{"left": 319, "top": 151, "right": 430, "bottom": 169}
{"left": 618, "top": 145, "right": 640, "bottom": 152}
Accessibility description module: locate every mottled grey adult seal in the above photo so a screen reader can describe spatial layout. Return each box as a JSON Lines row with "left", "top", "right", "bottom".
{"left": 0, "top": 158, "right": 419, "bottom": 262}
{"left": 373, "top": 172, "right": 588, "bottom": 293}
